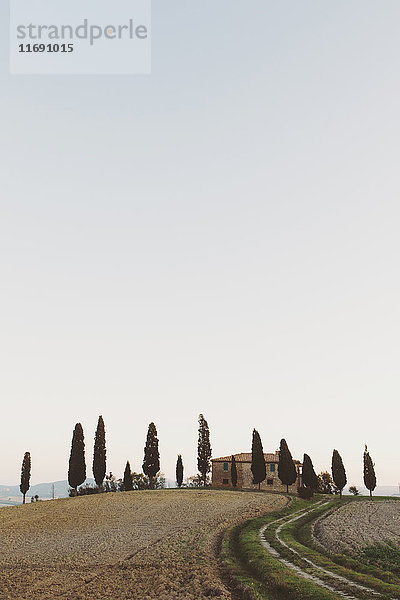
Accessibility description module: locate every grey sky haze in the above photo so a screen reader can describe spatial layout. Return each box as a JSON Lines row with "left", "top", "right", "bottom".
{"left": 1, "top": 1, "right": 399, "bottom": 487}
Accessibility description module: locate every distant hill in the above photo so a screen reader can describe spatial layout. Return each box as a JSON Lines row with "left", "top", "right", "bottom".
{"left": 0, "top": 480, "right": 95, "bottom": 501}
{"left": 344, "top": 485, "right": 399, "bottom": 497}
{"left": 0, "top": 477, "right": 177, "bottom": 503}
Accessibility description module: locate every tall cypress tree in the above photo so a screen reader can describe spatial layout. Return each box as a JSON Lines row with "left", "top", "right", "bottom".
{"left": 278, "top": 438, "right": 297, "bottom": 493}
{"left": 20, "top": 452, "right": 31, "bottom": 504}
{"left": 68, "top": 423, "right": 86, "bottom": 496}
{"left": 231, "top": 455, "right": 238, "bottom": 488}
{"left": 197, "top": 414, "right": 212, "bottom": 487}
{"left": 176, "top": 455, "right": 184, "bottom": 488}
{"left": 363, "top": 445, "right": 377, "bottom": 500}
{"left": 251, "top": 429, "right": 266, "bottom": 490}
{"left": 93, "top": 415, "right": 106, "bottom": 488}
{"left": 123, "top": 460, "right": 133, "bottom": 491}
{"left": 331, "top": 449, "right": 347, "bottom": 498}
{"left": 142, "top": 422, "right": 160, "bottom": 489}
{"left": 302, "top": 453, "right": 318, "bottom": 490}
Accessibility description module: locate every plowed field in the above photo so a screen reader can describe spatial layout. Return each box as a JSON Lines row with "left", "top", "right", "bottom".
{"left": 313, "top": 500, "right": 400, "bottom": 554}
{"left": 0, "top": 489, "right": 286, "bottom": 600}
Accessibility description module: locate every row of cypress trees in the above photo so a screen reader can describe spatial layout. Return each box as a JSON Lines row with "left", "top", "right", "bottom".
{"left": 173, "top": 413, "right": 212, "bottom": 488}
{"left": 122, "top": 422, "right": 161, "bottom": 491}
{"left": 304, "top": 445, "right": 377, "bottom": 498}
{"left": 69, "top": 414, "right": 212, "bottom": 493}
{"left": 251, "top": 431, "right": 298, "bottom": 492}
{"left": 68, "top": 417, "right": 162, "bottom": 494}
{"left": 249, "top": 430, "right": 377, "bottom": 498}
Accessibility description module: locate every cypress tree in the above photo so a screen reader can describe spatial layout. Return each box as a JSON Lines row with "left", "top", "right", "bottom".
{"left": 123, "top": 460, "right": 133, "bottom": 491}
{"left": 20, "top": 452, "right": 31, "bottom": 504}
{"left": 142, "top": 422, "right": 160, "bottom": 489}
{"left": 302, "top": 453, "right": 318, "bottom": 490}
{"left": 251, "top": 429, "right": 266, "bottom": 490}
{"left": 363, "top": 445, "right": 377, "bottom": 500}
{"left": 278, "top": 438, "right": 297, "bottom": 493}
{"left": 68, "top": 423, "right": 86, "bottom": 496}
{"left": 176, "top": 454, "right": 184, "bottom": 488}
{"left": 197, "top": 414, "right": 212, "bottom": 487}
{"left": 231, "top": 455, "right": 238, "bottom": 488}
{"left": 331, "top": 449, "right": 347, "bottom": 499}
{"left": 93, "top": 415, "right": 106, "bottom": 488}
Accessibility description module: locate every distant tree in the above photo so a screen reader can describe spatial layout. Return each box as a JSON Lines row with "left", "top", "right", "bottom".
{"left": 349, "top": 485, "right": 360, "bottom": 496}
{"left": 363, "top": 445, "right": 377, "bottom": 500}
{"left": 251, "top": 429, "right": 266, "bottom": 490}
{"left": 132, "top": 472, "right": 165, "bottom": 490}
{"left": 278, "top": 439, "right": 297, "bottom": 493}
{"left": 123, "top": 461, "right": 133, "bottom": 491}
{"left": 176, "top": 455, "right": 184, "bottom": 488}
{"left": 231, "top": 455, "right": 238, "bottom": 488}
{"left": 93, "top": 415, "right": 106, "bottom": 487}
{"left": 317, "top": 471, "right": 334, "bottom": 494}
{"left": 331, "top": 450, "right": 347, "bottom": 499}
{"left": 302, "top": 454, "right": 318, "bottom": 491}
{"left": 20, "top": 452, "right": 31, "bottom": 504}
{"left": 103, "top": 471, "right": 120, "bottom": 492}
{"left": 197, "top": 414, "right": 212, "bottom": 487}
{"left": 185, "top": 474, "right": 210, "bottom": 488}
{"left": 68, "top": 423, "right": 86, "bottom": 496}
{"left": 142, "top": 422, "right": 160, "bottom": 489}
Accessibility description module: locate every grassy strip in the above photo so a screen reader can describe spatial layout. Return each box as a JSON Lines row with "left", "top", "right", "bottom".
{"left": 274, "top": 499, "right": 400, "bottom": 599}
{"left": 221, "top": 499, "right": 341, "bottom": 600}
{"left": 360, "top": 543, "right": 400, "bottom": 575}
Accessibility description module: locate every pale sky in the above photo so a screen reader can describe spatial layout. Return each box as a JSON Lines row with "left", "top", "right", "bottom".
{"left": 1, "top": 1, "right": 399, "bottom": 487}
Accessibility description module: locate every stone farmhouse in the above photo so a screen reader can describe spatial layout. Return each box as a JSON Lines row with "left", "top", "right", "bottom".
{"left": 212, "top": 451, "right": 302, "bottom": 492}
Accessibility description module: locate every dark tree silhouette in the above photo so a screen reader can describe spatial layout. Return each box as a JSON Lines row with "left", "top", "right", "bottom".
{"left": 363, "top": 445, "right": 377, "bottom": 500}
{"left": 123, "top": 460, "right": 133, "bottom": 491}
{"left": 231, "top": 455, "right": 238, "bottom": 488}
{"left": 93, "top": 415, "right": 106, "bottom": 487}
{"left": 68, "top": 423, "right": 86, "bottom": 496}
{"left": 20, "top": 452, "right": 31, "bottom": 504}
{"left": 278, "top": 438, "right": 297, "bottom": 493}
{"left": 142, "top": 422, "right": 160, "bottom": 489}
{"left": 251, "top": 429, "right": 266, "bottom": 490}
{"left": 302, "top": 453, "right": 318, "bottom": 491}
{"left": 176, "top": 455, "right": 184, "bottom": 488}
{"left": 197, "top": 414, "right": 212, "bottom": 487}
{"left": 331, "top": 449, "right": 347, "bottom": 499}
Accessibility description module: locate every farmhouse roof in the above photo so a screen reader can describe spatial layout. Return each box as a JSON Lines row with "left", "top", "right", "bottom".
{"left": 212, "top": 452, "right": 301, "bottom": 465}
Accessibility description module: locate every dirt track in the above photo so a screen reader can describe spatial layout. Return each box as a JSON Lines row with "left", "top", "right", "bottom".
{"left": 313, "top": 500, "right": 400, "bottom": 554}
{"left": 0, "top": 489, "right": 286, "bottom": 600}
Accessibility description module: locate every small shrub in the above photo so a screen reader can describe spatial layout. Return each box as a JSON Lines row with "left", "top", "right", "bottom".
{"left": 297, "top": 486, "right": 313, "bottom": 499}
{"left": 71, "top": 484, "right": 102, "bottom": 496}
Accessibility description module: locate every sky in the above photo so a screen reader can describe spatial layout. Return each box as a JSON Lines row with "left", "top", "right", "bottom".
{"left": 0, "top": 1, "right": 399, "bottom": 487}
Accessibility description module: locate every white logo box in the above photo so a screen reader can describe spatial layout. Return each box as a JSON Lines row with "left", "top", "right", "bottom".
{"left": 10, "top": 0, "right": 151, "bottom": 74}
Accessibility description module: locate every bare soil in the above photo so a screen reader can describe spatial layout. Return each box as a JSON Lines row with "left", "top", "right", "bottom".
{"left": 313, "top": 500, "right": 400, "bottom": 555}
{"left": 0, "top": 488, "right": 286, "bottom": 600}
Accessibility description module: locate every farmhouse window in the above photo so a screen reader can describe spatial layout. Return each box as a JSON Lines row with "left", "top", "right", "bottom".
{"left": 270, "top": 463, "right": 276, "bottom": 472}
{"left": 222, "top": 478, "right": 229, "bottom": 484}
{"left": 267, "top": 479, "right": 273, "bottom": 485}
{"left": 223, "top": 462, "right": 229, "bottom": 471}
